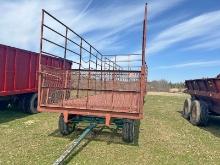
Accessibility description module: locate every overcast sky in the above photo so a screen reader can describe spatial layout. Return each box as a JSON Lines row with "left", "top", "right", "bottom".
{"left": 0, "top": 0, "right": 219, "bottom": 82}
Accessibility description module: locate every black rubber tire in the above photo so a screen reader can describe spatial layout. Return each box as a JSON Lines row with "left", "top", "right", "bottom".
{"left": 183, "top": 98, "right": 191, "bottom": 119}
{"left": 58, "top": 114, "right": 75, "bottom": 135}
{"left": 122, "top": 119, "right": 135, "bottom": 143}
{"left": 18, "top": 96, "right": 27, "bottom": 113}
{"left": 27, "top": 93, "right": 38, "bottom": 114}
{"left": 0, "top": 101, "right": 8, "bottom": 110}
{"left": 190, "top": 100, "right": 209, "bottom": 126}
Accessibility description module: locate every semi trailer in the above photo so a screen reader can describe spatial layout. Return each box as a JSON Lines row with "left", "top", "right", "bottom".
{"left": 0, "top": 44, "right": 72, "bottom": 113}
{"left": 183, "top": 75, "right": 220, "bottom": 126}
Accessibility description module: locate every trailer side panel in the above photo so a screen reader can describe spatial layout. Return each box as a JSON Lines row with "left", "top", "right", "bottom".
{"left": 0, "top": 44, "right": 72, "bottom": 97}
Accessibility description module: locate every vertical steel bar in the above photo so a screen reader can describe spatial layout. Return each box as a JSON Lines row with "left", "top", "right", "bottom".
{"left": 62, "top": 70, "right": 68, "bottom": 106}
{"left": 101, "top": 55, "right": 103, "bottom": 91}
{"left": 111, "top": 56, "right": 116, "bottom": 109}
{"left": 76, "top": 38, "right": 83, "bottom": 98}
{"left": 38, "top": 9, "right": 45, "bottom": 109}
{"left": 62, "top": 27, "right": 68, "bottom": 106}
{"left": 95, "top": 53, "right": 98, "bottom": 95}
{"left": 46, "top": 88, "right": 49, "bottom": 105}
{"left": 86, "top": 46, "right": 92, "bottom": 107}
{"left": 104, "top": 57, "right": 106, "bottom": 90}
{"left": 139, "top": 3, "right": 147, "bottom": 114}
{"left": 142, "top": 4, "right": 147, "bottom": 66}
{"left": 108, "top": 60, "right": 110, "bottom": 95}
{"left": 63, "top": 27, "right": 68, "bottom": 69}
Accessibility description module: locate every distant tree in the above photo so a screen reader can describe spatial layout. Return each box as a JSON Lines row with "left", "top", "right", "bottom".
{"left": 148, "top": 80, "right": 184, "bottom": 92}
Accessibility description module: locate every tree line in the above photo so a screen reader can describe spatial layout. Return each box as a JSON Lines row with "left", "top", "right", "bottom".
{"left": 148, "top": 80, "right": 185, "bottom": 92}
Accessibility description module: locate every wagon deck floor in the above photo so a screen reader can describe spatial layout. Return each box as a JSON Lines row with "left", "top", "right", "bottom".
{"left": 63, "top": 93, "right": 140, "bottom": 113}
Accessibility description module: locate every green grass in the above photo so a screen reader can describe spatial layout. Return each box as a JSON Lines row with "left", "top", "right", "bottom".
{"left": 0, "top": 94, "right": 220, "bottom": 164}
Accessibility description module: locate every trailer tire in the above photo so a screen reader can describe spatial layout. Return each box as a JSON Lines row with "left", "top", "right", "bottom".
{"left": 18, "top": 96, "right": 27, "bottom": 113}
{"left": 26, "top": 93, "right": 38, "bottom": 114}
{"left": 122, "top": 119, "right": 134, "bottom": 143}
{"left": 190, "top": 100, "right": 209, "bottom": 126}
{"left": 0, "top": 101, "right": 8, "bottom": 110}
{"left": 183, "top": 98, "right": 191, "bottom": 119}
{"left": 58, "top": 114, "right": 75, "bottom": 135}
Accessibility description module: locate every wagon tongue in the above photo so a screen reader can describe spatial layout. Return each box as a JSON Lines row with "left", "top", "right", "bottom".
{"left": 53, "top": 123, "right": 97, "bottom": 165}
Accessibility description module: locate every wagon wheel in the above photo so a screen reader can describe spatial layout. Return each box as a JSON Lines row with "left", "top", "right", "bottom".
{"left": 122, "top": 119, "right": 135, "bottom": 143}
{"left": 58, "top": 114, "right": 76, "bottom": 135}
{"left": 27, "top": 93, "right": 38, "bottom": 114}
{"left": 190, "top": 100, "right": 209, "bottom": 126}
{"left": 183, "top": 98, "right": 191, "bottom": 119}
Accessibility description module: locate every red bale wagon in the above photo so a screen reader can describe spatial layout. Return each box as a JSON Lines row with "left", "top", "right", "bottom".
{"left": 38, "top": 5, "right": 147, "bottom": 143}
{"left": 0, "top": 44, "right": 72, "bottom": 113}
{"left": 183, "top": 75, "right": 220, "bottom": 126}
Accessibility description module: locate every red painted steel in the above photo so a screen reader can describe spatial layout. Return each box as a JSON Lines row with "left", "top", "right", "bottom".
{"left": 0, "top": 44, "right": 72, "bottom": 97}
{"left": 38, "top": 5, "right": 148, "bottom": 125}
{"left": 185, "top": 75, "right": 220, "bottom": 114}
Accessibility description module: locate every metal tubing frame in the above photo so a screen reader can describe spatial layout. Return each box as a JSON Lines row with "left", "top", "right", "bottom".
{"left": 38, "top": 4, "right": 148, "bottom": 125}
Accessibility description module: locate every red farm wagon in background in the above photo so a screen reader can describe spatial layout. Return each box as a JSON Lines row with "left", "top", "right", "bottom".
{"left": 183, "top": 75, "right": 220, "bottom": 126}
{"left": 37, "top": 5, "right": 147, "bottom": 143}
{"left": 0, "top": 44, "right": 72, "bottom": 113}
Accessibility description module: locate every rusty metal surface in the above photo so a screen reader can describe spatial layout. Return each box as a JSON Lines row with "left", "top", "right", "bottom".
{"left": 38, "top": 5, "right": 148, "bottom": 121}
{"left": 185, "top": 76, "right": 220, "bottom": 102}
{"left": 185, "top": 76, "right": 220, "bottom": 114}
{"left": 0, "top": 44, "right": 71, "bottom": 97}
{"left": 185, "top": 77, "right": 220, "bottom": 95}
{"left": 64, "top": 93, "right": 139, "bottom": 111}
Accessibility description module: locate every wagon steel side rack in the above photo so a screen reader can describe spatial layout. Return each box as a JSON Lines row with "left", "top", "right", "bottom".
{"left": 38, "top": 3, "right": 147, "bottom": 123}
{"left": 37, "top": 3, "right": 148, "bottom": 162}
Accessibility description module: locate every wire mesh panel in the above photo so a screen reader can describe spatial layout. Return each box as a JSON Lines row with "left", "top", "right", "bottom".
{"left": 40, "top": 66, "right": 142, "bottom": 112}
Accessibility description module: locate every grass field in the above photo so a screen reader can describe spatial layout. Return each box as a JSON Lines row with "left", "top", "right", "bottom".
{"left": 0, "top": 93, "right": 220, "bottom": 164}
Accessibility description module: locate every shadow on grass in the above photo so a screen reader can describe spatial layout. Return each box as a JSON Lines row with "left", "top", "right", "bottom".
{"left": 49, "top": 124, "right": 140, "bottom": 146}
{"left": 202, "top": 115, "right": 220, "bottom": 138}
{"left": 49, "top": 121, "right": 140, "bottom": 164}
{"left": 0, "top": 109, "right": 29, "bottom": 124}
{"left": 177, "top": 110, "right": 220, "bottom": 138}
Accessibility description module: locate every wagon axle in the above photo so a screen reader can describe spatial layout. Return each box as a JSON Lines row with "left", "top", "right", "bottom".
{"left": 58, "top": 113, "right": 137, "bottom": 143}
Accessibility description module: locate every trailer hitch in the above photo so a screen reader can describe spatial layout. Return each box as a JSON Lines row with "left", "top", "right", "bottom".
{"left": 53, "top": 123, "right": 97, "bottom": 165}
